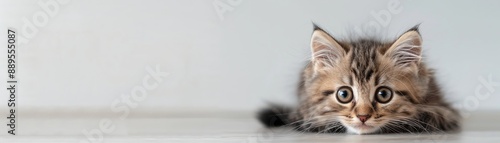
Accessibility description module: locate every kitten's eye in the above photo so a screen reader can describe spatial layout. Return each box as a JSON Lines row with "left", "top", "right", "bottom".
{"left": 336, "top": 87, "right": 353, "bottom": 103}
{"left": 375, "top": 87, "right": 393, "bottom": 103}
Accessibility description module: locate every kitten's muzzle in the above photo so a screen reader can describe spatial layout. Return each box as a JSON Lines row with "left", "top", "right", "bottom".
{"left": 357, "top": 114, "right": 371, "bottom": 123}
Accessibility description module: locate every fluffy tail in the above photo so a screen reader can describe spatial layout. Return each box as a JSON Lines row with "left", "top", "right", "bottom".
{"left": 257, "top": 105, "right": 293, "bottom": 127}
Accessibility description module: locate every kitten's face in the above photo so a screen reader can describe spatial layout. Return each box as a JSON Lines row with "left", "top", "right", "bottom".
{"left": 301, "top": 27, "right": 426, "bottom": 134}
{"left": 309, "top": 53, "right": 421, "bottom": 134}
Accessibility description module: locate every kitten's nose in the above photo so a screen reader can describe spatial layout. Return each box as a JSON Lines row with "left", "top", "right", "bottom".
{"left": 357, "top": 114, "right": 371, "bottom": 123}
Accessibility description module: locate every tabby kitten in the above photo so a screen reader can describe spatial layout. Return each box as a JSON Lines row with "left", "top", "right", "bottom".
{"left": 258, "top": 24, "right": 460, "bottom": 134}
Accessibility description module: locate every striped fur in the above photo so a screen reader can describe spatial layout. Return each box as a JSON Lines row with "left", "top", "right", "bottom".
{"left": 258, "top": 24, "right": 460, "bottom": 134}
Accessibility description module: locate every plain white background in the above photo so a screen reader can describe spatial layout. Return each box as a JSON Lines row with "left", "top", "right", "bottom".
{"left": 1, "top": 0, "right": 500, "bottom": 117}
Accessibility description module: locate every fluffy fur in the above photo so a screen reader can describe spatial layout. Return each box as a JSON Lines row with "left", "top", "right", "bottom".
{"left": 258, "top": 24, "right": 460, "bottom": 134}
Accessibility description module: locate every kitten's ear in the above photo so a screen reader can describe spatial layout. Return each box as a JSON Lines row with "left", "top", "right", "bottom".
{"left": 310, "top": 25, "right": 347, "bottom": 71}
{"left": 383, "top": 26, "right": 422, "bottom": 68}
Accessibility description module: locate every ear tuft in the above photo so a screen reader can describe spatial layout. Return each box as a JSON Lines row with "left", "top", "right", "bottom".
{"left": 310, "top": 25, "right": 346, "bottom": 71}
{"left": 384, "top": 28, "right": 423, "bottom": 68}
{"left": 406, "top": 24, "right": 421, "bottom": 33}
{"left": 312, "top": 22, "right": 322, "bottom": 31}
